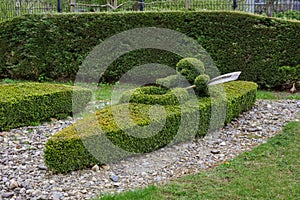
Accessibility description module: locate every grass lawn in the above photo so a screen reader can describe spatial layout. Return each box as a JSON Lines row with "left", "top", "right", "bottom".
{"left": 257, "top": 90, "right": 300, "bottom": 100}
{"left": 95, "top": 84, "right": 114, "bottom": 101}
{"left": 98, "top": 121, "right": 300, "bottom": 199}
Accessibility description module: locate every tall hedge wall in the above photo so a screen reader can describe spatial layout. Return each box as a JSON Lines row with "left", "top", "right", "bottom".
{"left": 0, "top": 11, "right": 299, "bottom": 88}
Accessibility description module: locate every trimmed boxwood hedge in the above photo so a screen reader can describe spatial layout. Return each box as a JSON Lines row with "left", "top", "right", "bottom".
{"left": 118, "top": 86, "right": 190, "bottom": 105}
{"left": 0, "top": 12, "right": 299, "bottom": 88}
{"left": 176, "top": 57, "right": 206, "bottom": 84}
{"left": 44, "top": 81, "right": 257, "bottom": 173}
{"left": 0, "top": 82, "right": 91, "bottom": 131}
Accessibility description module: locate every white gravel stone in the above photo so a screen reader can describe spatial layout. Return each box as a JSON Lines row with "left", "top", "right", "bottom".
{"left": 101, "top": 164, "right": 110, "bottom": 171}
{"left": 92, "top": 165, "right": 100, "bottom": 172}
{"left": 9, "top": 179, "right": 18, "bottom": 190}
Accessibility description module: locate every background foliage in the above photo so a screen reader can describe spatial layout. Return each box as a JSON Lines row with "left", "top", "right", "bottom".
{"left": 0, "top": 11, "right": 299, "bottom": 89}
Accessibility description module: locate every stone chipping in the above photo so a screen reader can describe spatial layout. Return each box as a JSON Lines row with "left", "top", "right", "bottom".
{"left": 0, "top": 100, "right": 299, "bottom": 200}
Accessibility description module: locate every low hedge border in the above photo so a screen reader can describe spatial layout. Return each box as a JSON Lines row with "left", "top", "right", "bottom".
{"left": 44, "top": 81, "right": 258, "bottom": 173}
{"left": 0, "top": 82, "right": 92, "bottom": 131}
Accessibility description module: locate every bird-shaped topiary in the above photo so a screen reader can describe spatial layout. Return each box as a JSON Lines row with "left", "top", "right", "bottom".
{"left": 156, "top": 57, "right": 211, "bottom": 97}
{"left": 194, "top": 74, "right": 210, "bottom": 97}
{"left": 176, "top": 57, "right": 205, "bottom": 84}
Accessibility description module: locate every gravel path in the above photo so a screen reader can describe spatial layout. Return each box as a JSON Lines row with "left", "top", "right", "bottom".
{"left": 0, "top": 100, "right": 299, "bottom": 200}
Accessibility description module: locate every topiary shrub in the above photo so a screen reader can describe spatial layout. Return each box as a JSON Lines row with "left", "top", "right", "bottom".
{"left": 176, "top": 58, "right": 205, "bottom": 84}
{"left": 0, "top": 82, "right": 91, "bottom": 131}
{"left": 156, "top": 74, "right": 181, "bottom": 88}
{"left": 194, "top": 74, "right": 210, "bottom": 97}
{"left": 44, "top": 81, "right": 257, "bottom": 173}
{"left": 119, "top": 86, "right": 190, "bottom": 105}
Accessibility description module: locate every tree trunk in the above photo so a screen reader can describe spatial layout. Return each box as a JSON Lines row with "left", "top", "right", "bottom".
{"left": 185, "top": 0, "right": 191, "bottom": 10}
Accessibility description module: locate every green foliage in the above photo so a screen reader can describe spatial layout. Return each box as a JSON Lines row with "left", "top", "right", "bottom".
{"left": 156, "top": 75, "right": 181, "bottom": 88}
{"left": 1, "top": 78, "right": 16, "bottom": 84}
{"left": 44, "top": 81, "right": 257, "bottom": 173}
{"left": 100, "top": 50, "right": 179, "bottom": 84}
{"left": 176, "top": 57, "right": 205, "bottom": 84}
{"left": 274, "top": 10, "right": 300, "bottom": 21}
{"left": 194, "top": 74, "right": 210, "bottom": 97}
{"left": 279, "top": 64, "right": 300, "bottom": 86}
{"left": 0, "top": 11, "right": 299, "bottom": 88}
{"left": 0, "top": 82, "right": 92, "bottom": 131}
{"left": 224, "top": 81, "right": 257, "bottom": 123}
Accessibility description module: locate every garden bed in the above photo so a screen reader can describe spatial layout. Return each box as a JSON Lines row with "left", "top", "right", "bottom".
{"left": 44, "top": 81, "right": 257, "bottom": 173}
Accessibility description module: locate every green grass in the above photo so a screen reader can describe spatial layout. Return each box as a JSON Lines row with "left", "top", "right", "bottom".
{"left": 95, "top": 84, "right": 114, "bottom": 101}
{"left": 257, "top": 90, "right": 300, "bottom": 100}
{"left": 98, "top": 121, "right": 300, "bottom": 199}
{"left": 94, "top": 83, "right": 138, "bottom": 101}
{"left": 0, "top": 78, "right": 27, "bottom": 84}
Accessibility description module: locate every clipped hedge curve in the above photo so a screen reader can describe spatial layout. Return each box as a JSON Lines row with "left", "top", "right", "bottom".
{"left": 44, "top": 81, "right": 257, "bottom": 173}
